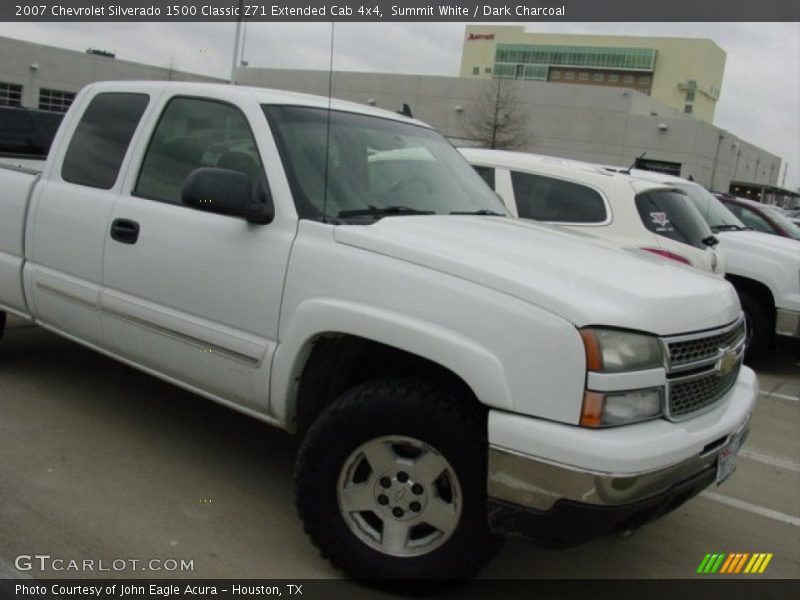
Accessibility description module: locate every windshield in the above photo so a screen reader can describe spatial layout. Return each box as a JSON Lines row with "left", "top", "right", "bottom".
{"left": 263, "top": 105, "right": 508, "bottom": 222}
{"left": 670, "top": 182, "right": 746, "bottom": 231}
{"left": 763, "top": 205, "right": 800, "bottom": 239}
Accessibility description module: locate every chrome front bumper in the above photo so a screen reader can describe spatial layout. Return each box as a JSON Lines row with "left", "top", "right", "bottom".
{"left": 776, "top": 308, "right": 800, "bottom": 338}
{"left": 488, "top": 418, "right": 748, "bottom": 512}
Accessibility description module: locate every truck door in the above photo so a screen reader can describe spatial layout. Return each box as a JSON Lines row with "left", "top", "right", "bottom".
{"left": 101, "top": 94, "right": 295, "bottom": 414}
{"left": 25, "top": 91, "right": 150, "bottom": 346}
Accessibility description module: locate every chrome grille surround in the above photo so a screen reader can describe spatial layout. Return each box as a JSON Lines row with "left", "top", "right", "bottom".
{"left": 660, "top": 316, "right": 746, "bottom": 421}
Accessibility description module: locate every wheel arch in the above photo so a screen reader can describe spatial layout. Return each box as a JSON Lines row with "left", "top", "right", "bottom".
{"left": 726, "top": 274, "right": 776, "bottom": 320}
{"left": 270, "top": 299, "right": 512, "bottom": 435}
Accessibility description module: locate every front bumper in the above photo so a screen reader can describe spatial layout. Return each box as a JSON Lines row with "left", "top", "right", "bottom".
{"left": 488, "top": 465, "right": 716, "bottom": 548}
{"left": 486, "top": 366, "right": 758, "bottom": 545}
{"left": 776, "top": 308, "right": 800, "bottom": 338}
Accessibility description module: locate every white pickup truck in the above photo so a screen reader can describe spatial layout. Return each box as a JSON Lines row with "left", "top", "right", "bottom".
{"left": 625, "top": 169, "right": 800, "bottom": 360}
{"left": 0, "top": 81, "right": 758, "bottom": 581}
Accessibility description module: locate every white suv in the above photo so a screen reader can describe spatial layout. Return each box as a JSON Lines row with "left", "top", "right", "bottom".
{"left": 460, "top": 148, "right": 725, "bottom": 276}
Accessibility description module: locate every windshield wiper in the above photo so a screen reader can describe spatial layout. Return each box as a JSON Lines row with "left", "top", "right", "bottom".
{"left": 710, "top": 224, "right": 748, "bottom": 232}
{"left": 450, "top": 209, "right": 506, "bottom": 216}
{"left": 337, "top": 205, "right": 434, "bottom": 219}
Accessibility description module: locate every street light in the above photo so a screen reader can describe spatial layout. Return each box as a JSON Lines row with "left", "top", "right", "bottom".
{"left": 230, "top": 0, "right": 244, "bottom": 84}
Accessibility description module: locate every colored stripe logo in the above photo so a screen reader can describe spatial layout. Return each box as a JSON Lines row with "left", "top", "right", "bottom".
{"left": 697, "top": 553, "right": 773, "bottom": 574}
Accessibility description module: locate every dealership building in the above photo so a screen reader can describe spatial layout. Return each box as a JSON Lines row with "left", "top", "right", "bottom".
{"left": 0, "top": 34, "right": 783, "bottom": 193}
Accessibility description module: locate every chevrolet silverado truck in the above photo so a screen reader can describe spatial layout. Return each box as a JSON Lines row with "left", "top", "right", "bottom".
{"left": 625, "top": 169, "right": 800, "bottom": 361}
{"left": 0, "top": 81, "right": 758, "bottom": 581}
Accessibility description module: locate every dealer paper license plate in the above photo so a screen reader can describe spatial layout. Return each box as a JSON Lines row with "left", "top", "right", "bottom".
{"left": 716, "top": 426, "right": 747, "bottom": 485}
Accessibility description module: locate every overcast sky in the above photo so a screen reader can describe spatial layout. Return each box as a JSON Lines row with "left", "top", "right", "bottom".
{"left": 1, "top": 21, "right": 797, "bottom": 189}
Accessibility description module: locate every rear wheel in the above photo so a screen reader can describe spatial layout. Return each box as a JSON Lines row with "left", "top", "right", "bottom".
{"left": 739, "top": 290, "right": 771, "bottom": 363}
{"left": 295, "top": 377, "right": 500, "bottom": 583}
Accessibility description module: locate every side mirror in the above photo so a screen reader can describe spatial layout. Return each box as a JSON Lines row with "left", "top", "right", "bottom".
{"left": 182, "top": 167, "right": 274, "bottom": 224}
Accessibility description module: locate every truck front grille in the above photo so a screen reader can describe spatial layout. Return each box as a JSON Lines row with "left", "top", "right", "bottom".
{"left": 667, "top": 320, "right": 746, "bottom": 368}
{"left": 668, "top": 363, "right": 741, "bottom": 419}
{"left": 662, "top": 317, "right": 746, "bottom": 421}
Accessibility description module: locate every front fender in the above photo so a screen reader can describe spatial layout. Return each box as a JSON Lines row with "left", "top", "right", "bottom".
{"left": 270, "top": 298, "right": 513, "bottom": 429}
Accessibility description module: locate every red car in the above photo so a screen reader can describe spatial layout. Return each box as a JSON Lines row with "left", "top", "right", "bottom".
{"left": 714, "top": 194, "right": 800, "bottom": 241}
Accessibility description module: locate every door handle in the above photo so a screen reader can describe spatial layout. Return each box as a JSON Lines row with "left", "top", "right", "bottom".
{"left": 110, "top": 219, "right": 140, "bottom": 244}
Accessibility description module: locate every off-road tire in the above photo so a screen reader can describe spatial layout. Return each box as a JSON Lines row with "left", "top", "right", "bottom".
{"left": 295, "top": 376, "right": 501, "bottom": 585}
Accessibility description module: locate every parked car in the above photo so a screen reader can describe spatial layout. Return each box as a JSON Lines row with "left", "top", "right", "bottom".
{"left": 0, "top": 105, "right": 62, "bottom": 169}
{"left": 0, "top": 81, "right": 758, "bottom": 582}
{"left": 625, "top": 170, "right": 800, "bottom": 360}
{"left": 714, "top": 194, "right": 800, "bottom": 241}
{"left": 459, "top": 148, "right": 724, "bottom": 275}
{"left": 784, "top": 208, "right": 800, "bottom": 225}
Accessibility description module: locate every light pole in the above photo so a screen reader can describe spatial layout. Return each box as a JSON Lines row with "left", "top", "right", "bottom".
{"left": 229, "top": 0, "right": 244, "bottom": 84}
{"left": 710, "top": 133, "right": 724, "bottom": 191}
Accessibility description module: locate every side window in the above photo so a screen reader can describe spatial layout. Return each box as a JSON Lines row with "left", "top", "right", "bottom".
{"left": 729, "top": 205, "right": 774, "bottom": 234}
{"left": 135, "top": 97, "right": 263, "bottom": 205}
{"left": 510, "top": 170, "right": 607, "bottom": 223}
{"left": 471, "top": 165, "right": 495, "bottom": 189}
{"left": 635, "top": 190, "right": 712, "bottom": 249}
{"left": 62, "top": 93, "right": 149, "bottom": 189}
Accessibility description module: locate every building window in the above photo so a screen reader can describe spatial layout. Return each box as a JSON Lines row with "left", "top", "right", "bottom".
{"left": 0, "top": 82, "right": 23, "bottom": 106}
{"left": 550, "top": 70, "right": 561, "bottom": 80}
{"left": 472, "top": 66, "right": 480, "bottom": 75}
{"left": 593, "top": 73, "right": 604, "bottom": 82}
{"left": 623, "top": 75, "right": 634, "bottom": 84}
{"left": 639, "top": 76, "right": 651, "bottom": 84}
{"left": 685, "top": 91, "right": 695, "bottom": 101}
{"left": 578, "top": 72, "right": 589, "bottom": 81}
{"left": 684, "top": 104, "right": 693, "bottom": 114}
{"left": 39, "top": 88, "right": 76, "bottom": 113}
{"left": 608, "top": 74, "right": 619, "bottom": 83}
{"left": 484, "top": 67, "right": 492, "bottom": 74}
{"left": 564, "top": 72, "right": 575, "bottom": 80}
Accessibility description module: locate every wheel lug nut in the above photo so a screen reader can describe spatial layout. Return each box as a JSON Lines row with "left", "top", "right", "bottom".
{"left": 397, "top": 471, "right": 409, "bottom": 483}
{"left": 379, "top": 476, "right": 392, "bottom": 488}
{"left": 377, "top": 494, "right": 389, "bottom": 505}
{"left": 411, "top": 483, "right": 424, "bottom": 495}
{"left": 393, "top": 507, "right": 404, "bottom": 518}
{"left": 409, "top": 501, "right": 421, "bottom": 512}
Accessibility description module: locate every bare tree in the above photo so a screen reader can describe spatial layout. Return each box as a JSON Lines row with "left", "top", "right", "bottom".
{"left": 463, "top": 78, "right": 530, "bottom": 150}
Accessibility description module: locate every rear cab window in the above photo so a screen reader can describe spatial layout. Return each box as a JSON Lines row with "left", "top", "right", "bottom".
{"left": 510, "top": 170, "right": 607, "bottom": 223}
{"left": 61, "top": 93, "right": 149, "bottom": 189}
{"left": 635, "top": 189, "right": 713, "bottom": 249}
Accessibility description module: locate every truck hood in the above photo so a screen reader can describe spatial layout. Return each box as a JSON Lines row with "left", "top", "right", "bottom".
{"left": 334, "top": 216, "right": 740, "bottom": 335}
{"left": 717, "top": 230, "right": 800, "bottom": 262}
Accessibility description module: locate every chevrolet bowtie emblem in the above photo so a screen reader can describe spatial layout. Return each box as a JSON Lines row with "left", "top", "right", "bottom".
{"left": 718, "top": 348, "right": 738, "bottom": 376}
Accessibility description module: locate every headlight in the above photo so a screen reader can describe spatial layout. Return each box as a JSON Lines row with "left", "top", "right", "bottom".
{"left": 579, "top": 328, "right": 664, "bottom": 372}
{"left": 580, "top": 388, "right": 663, "bottom": 427}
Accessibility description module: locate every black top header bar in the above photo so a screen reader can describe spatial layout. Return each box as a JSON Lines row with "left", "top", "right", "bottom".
{"left": 4, "top": 0, "right": 799, "bottom": 22}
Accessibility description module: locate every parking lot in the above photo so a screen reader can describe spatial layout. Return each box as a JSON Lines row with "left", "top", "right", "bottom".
{"left": 1, "top": 315, "right": 798, "bottom": 582}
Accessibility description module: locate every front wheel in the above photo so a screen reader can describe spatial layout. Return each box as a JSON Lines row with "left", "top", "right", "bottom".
{"left": 295, "top": 377, "right": 500, "bottom": 583}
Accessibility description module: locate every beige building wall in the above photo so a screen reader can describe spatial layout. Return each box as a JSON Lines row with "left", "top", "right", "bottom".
{"left": 459, "top": 25, "right": 726, "bottom": 123}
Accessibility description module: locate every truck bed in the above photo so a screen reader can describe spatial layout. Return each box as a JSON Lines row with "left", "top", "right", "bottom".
{"left": 0, "top": 162, "right": 40, "bottom": 318}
